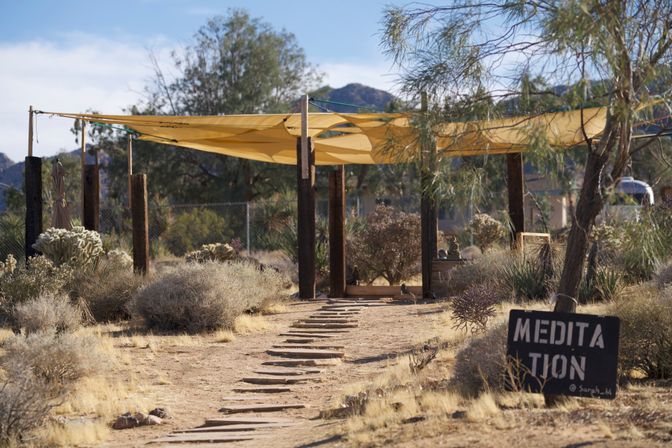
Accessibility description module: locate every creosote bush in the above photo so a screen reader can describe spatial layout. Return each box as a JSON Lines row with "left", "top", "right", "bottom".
{"left": 450, "top": 284, "right": 504, "bottom": 333}
{"left": 347, "top": 205, "right": 421, "bottom": 285}
{"left": 469, "top": 213, "right": 505, "bottom": 252}
{"left": 13, "top": 293, "right": 81, "bottom": 335}
{"left": 442, "top": 249, "right": 512, "bottom": 296}
{"left": 133, "top": 261, "right": 286, "bottom": 333}
{"left": 73, "top": 268, "right": 147, "bottom": 323}
{"left": 610, "top": 288, "right": 672, "bottom": 379}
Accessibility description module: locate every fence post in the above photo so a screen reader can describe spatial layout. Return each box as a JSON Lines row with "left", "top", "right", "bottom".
{"left": 83, "top": 164, "right": 100, "bottom": 231}
{"left": 131, "top": 174, "right": 149, "bottom": 274}
{"left": 329, "top": 165, "right": 346, "bottom": 298}
{"left": 24, "top": 156, "right": 42, "bottom": 260}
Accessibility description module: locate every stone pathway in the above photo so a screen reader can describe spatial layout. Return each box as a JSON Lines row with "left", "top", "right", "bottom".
{"left": 148, "top": 297, "right": 392, "bottom": 446}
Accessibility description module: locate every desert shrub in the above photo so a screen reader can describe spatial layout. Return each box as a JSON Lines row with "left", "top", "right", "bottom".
{"left": 451, "top": 322, "right": 508, "bottom": 397}
{"left": 618, "top": 215, "right": 669, "bottom": 283}
{"left": 442, "top": 250, "right": 512, "bottom": 295}
{"left": 33, "top": 226, "right": 104, "bottom": 268}
{"left": 0, "top": 370, "right": 58, "bottom": 446}
{"left": 579, "top": 267, "right": 624, "bottom": 303}
{"left": 0, "top": 212, "right": 24, "bottom": 262}
{"left": 0, "top": 254, "right": 17, "bottom": 277}
{"left": 610, "top": 290, "right": 672, "bottom": 379}
{"left": 72, "top": 269, "right": 147, "bottom": 322}
{"left": 106, "top": 248, "right": 133, "bottom": 270}
{"left": 133, "top": 261, "right": 286, "bottom": 333}
{"left": 185, "top": 243, "right": 238, "bottom": 263}
{"left": 2, "top": 332, "right": 106, "bottom": 385}
{"left": 347, "top": 205, "right": 421, "bottom": 285}
{"left": 451, "top": 284, "right": 505, "bottom": 333}
{"left": 0, "top": 256, "right": 74, "bottom": 329}
{"left": 268, "top": 216, "right": 329, "bottom": 277}
{"left": 14, "top": 293, "right": 81, "bottom": 334}
{"left": 469, "top": 213, "right": 505, "bottom": 252}
{"left": 501, "top": 257, "right": 550, "bottom": 301}
{"left": 163, "top": 208, "right": 232, "bottom": 256}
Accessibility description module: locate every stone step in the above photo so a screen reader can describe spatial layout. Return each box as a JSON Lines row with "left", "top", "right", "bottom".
{"left": 253, "top": 368, "right": 322, "bottom": 376}
{"left": 267, "top": 348, "right": 345, "bottom": 359}
{"left": 273, "top": 344, "right": 345, "bottom": 350}
{"left": 292, "top": 323, "right": 358, "bottom": 329}
{"left": 221, "top": 395, "right": 271, "bottom": 401}
{"left": 280, "top": 333, "right": 334, "bottom": 339}
{"left": 263, "top": 358, "right": 340, "bottom": 367}
{"left": 240, "top": 376, "right": 318, "bottom": 385}
{"left": 150, "top": 433, "right": 262, "bottom": 444}
{"left": 219, "top": 403, "right": 307, "bottom": 414}
{"left": 202, "top": 416, "right": 295, "bottom": 427}
{"left": 302, "top": 318, "right": 357, "bottom": 324}
{"left": 176, "top": 422, "right": 296, "bottom": 433}
{"left": 232, "top": 386, "right": 293, "bottom": 394}
{"left": 288, "top": 329, "right": 350, "bottom": 334}
{"left": 284, "top": 338, "right": 317, "bottom": 344}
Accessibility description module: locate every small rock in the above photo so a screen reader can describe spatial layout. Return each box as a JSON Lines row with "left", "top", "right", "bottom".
{"left": 145, "top": 415, "right": 163, "bottom": 426}
{"left": 112, "top": 412, "right": 141, "bottom": 430}
{"left": 149, "top": 407, "right": 171, "bottom": 419}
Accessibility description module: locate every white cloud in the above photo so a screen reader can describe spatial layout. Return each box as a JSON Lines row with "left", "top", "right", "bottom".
{"left": 0, "top": 35, "right": 174, "bottom": 162}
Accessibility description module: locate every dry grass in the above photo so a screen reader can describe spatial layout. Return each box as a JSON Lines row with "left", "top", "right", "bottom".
{"left": 36, "top": 420, "right": 110, "bottom": 447}
{"left": 233, "top": 314, "right": 275, "bottom": 335}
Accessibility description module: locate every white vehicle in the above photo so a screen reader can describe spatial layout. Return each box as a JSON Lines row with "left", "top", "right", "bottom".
{"left": 600, "top": 176, "right": 654, "bottom": 223}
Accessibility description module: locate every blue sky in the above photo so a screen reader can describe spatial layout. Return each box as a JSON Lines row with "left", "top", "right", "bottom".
{"left": 0, "top": 0, "right": 407, "bottom": 161}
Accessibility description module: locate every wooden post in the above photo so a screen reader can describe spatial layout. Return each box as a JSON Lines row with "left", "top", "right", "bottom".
{"left": 131, "top": 173, "right": 149, "bottom": 274}
{"left": 506, "top": 152, "right": 525, "bottom": 247}
{"left": 80, "top": 121, "right": 86, "bottom": 219}
{"left": 127, "top": 137, "right": 133, "bottom": 209}
{"left": 420, "top": 92, "right": 438, "bottom": 298}
{"left": 329, "top": 165, "right": 346, "bottom": 298}
{"left": 24, "top": 156, "right": 42, "bottom": 260}
{"left": 83, "top": 164, "right": 100, "bottom": 231}
{"left": 297, "top": 94, "right": 316, "bottom": 299}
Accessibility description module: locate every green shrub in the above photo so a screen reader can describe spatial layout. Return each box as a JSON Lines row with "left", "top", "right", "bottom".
{"left": 441, "top": 250, "right": 512, "bottom": 296}
{"left": 347, "top": 205, "right": 421, "bottom": 285}
{"left": 133, "top": 261, "right": 286, "bottom": 333}
{"left": 266, "top": 216, "right": 329, "bottom": 277}
{"left": 32, "top": 226, "right": 103, "bottom": 268}
{"left": 13, "top": 293, "right": 81, "bottom": 335}
{"left": 609, "top": 288, "right": 672, "bottom": 379}
{"left": 469, "top": 213, "right": 506, "bottom": 252}
{"left": 0, "top": 212, "right": 24, "bottom": 262}
{"left": 501, "top": 258, "right": 550, "bottom": 301}
{"left": 579, "top": 267, "right": 624, "bottom": 303}
{"left": 163, "top": 209, "right": 232, "bottom": 256}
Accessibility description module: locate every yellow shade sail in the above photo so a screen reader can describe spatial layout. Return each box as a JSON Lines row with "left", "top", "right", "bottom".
{"left": 41, "top": 107, "right": 607, "bottom": 165}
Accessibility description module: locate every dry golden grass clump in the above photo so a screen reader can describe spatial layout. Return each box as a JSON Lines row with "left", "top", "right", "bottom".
{"left": 73, "top": 268, "right": 148, "bottom": 322}
{"left": 13, "top": 293, "right": 81, "bottom": 335}
{"left": 133, "top": 261, "right": 287, "bottom": 333}
{"left": 443, "top": 249, "right": 514, "bottom": 295}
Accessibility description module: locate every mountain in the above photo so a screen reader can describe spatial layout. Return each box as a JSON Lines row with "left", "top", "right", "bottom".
{"left": 309, "top": 83, "right": 395, "bottom": 112}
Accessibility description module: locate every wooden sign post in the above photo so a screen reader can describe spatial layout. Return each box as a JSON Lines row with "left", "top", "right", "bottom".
{"left": 296, "top": 94, "right": 316, "bottom": 299}
{"left": 506, "top": 309, "right": 620, "bottom": 399}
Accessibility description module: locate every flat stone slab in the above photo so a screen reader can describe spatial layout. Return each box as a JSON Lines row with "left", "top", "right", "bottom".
{"left": 219, "top": 403, "right": 307, "bottom": 414}
{"left": 267, "top": 348, "right": 345, "bottom": 359}
{"left": 284, "top": 338, "right": 317, "bottom": 344}
{"left": 232, "top": 387, "right": 292, "bottom": 393}
{"left": 263, "top": 358, "right": 340, "bottom": 367}
{"left": 177, "top": 422, "right": 296, "bottom": 433}
{"left": 287, "top": 329, "right": 350, "bottom": 334}
{"left": 302, "top": 318, "right": 357, "bottom": 324}
{"left": 273, "top": 344, "right": 345, "bottom": 350}
{"left": 202, "top": 416, "right": 294, "bottom": 427}
{"left": 150, "top": 433, "right": 261, "bottom": 444}
{"left": 280, "top": 333, "right": 334, "bottom": 339}
{"left": 292, "top": 323, "right": 358, "bottom": 329}
{"left": 221, "top": 395, "right": 271, "bottom": 401}
{"left": 241, "top": 376, "right": 317, "bottom": 385}
{"left": 253, "top": 368, "right": 322, "bottom": 376}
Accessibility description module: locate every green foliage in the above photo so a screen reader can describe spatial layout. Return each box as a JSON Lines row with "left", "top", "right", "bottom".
{"left": 0, "top": 212, "right": 24, "bottom": 262}
{"left": 163, "top": 208, "right": 232, "bottom": 256}
{"left": 579, "top": 267, "right": 624, "bottom": 303}
{"left": 610, "top": 286, "right": 672, "bottom": 379}
{"left": 469, "top": 213, "right": 505, "bottom": 251}
{"left": 32, "top": 226, "right": 104, "bottom": 268}
{"left": 347, "top": 205, "right": 422, "bottom": 285}
{"left": 265, "top": 215, "right": 329, "bottom": 277}
{"left": 501, "top": 257, "right": 550, "bottom": 302}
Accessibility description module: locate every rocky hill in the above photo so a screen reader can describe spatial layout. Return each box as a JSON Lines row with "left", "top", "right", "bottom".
{"left": 309, "top": 83, "right": 396, "bottom": 112}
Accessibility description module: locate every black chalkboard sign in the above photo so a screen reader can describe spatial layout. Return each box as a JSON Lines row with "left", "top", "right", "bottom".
{"left": 506, "top": 309, "right": 620, "bottom": 399}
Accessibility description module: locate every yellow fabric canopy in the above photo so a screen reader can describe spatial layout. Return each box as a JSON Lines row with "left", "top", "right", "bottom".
{"left": 43, "top": 107, "right": 607, "bottom": 165}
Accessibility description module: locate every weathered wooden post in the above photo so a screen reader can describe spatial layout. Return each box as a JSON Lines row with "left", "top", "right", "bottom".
{"left": 420, "top": 93, "right": 438, "bottom": 298}
{"left": 131, "top": 173, "right": 149, "bottom": 274}
{"left": 506, "top": 152, "right": 525, "bottom": 247}
{"left": 24, "top": 106, "right": 42, "bottom": 260}
{"left": 83, "top": 164, "right": 100, "bottom": 231}
{"left": 80, "top": 121, "right": 86, "bottom": 220}
{"left": 297, "top": 94, "right": 316, "bottom": 299}
{"left": 328, "top": 165, "right": 346, "bottom": 298}
{"left": 127, "top": 137, "right": 133, "bottom": 209}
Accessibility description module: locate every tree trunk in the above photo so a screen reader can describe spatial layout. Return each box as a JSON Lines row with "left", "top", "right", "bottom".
{"left": 555, "top": 149, "right": 610, "bottom": 312}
